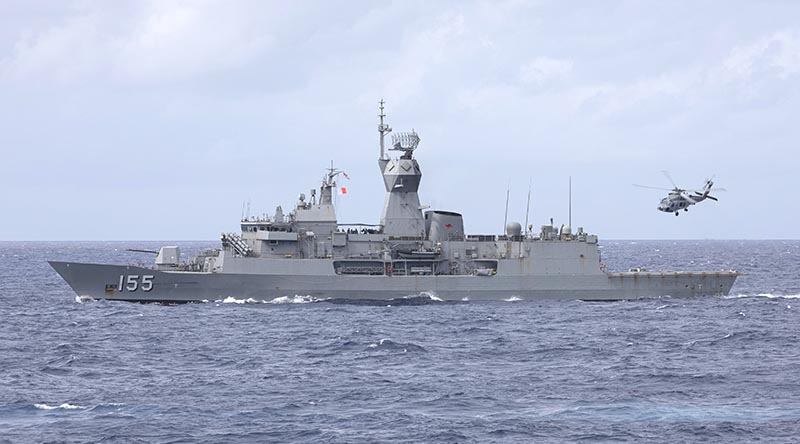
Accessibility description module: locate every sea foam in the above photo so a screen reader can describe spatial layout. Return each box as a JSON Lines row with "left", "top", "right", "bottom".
{"left": 34, "top": 403, "right": 85, "bottom": 410}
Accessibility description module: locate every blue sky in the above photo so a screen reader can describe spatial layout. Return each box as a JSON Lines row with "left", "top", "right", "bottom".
{"left": 1, "top": 1, "right": 798, "bottom": 240}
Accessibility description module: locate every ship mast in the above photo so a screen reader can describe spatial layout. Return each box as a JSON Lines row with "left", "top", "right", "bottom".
{"left": 378, "top": 99, "right": 392, "bottom": 160}
{"left": 376, "top": 100, "right": 425, "bottom": 237}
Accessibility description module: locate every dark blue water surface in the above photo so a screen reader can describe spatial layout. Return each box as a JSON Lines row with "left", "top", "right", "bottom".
{"left": 1, "top": 240, "right": 798, "bottom": 443}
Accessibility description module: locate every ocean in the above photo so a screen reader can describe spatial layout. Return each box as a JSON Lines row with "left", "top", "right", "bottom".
{"left": 0, "top": 240, "right": 798, "bottom": 443}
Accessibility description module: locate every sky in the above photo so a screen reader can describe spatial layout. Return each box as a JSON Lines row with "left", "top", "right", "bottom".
{"left": 1, "top": 0, "right": 798, "bottom": 240}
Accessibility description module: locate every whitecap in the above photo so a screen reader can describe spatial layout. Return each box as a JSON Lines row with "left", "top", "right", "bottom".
{"left": 504, "top": 296, "right": 522, "bottom": 302}
{"left": 267, "top": 295, "right": 317, "bottom": 304}
{"left": 220, "top": 296, "right": 262, "bottom": 304}
{"left": 34, "top": 403, "right": 86, "bottom": 410}
{"left": 401, "top": 291, "right": 442, "bottom": 302}
{"left": 221, "top": 296, "right": 246, "bottom": 304}
{"left": 757, "top": 293, "right": 800, "bottom": 299}
{"left": 418, "top": 291, "right": 443, "bottom": 302}
{"left": 725, "top": 293, "right": 800, "bottom": 300}
{"left": 368, "top": 338, "right": 390, "bottom": 348}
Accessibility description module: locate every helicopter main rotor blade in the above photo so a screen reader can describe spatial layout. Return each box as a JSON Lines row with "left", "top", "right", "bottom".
{"left": 660, "top": 170, "right": 678, "bottom": 188}
{"left": 706, "top": 195, "right": 719, "bottom": 201}
{"left": 690, "top": 187, "right": 727, "bottom": 194}
{"left": 633, "top": 184, "right": 673, "bottom": 191}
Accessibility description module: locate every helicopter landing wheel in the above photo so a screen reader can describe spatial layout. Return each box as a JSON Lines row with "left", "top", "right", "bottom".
{"left": 684, "top": 208, "right": 689, "bottom": 212}
{"left": 675, "top": 212, "right": 679, "bottom": 216}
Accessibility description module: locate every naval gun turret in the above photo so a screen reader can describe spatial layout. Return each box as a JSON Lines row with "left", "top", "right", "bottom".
{"left": 377, "top": 100, "right": 426, "bottom": 238}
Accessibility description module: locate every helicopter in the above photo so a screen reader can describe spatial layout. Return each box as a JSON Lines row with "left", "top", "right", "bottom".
{"left": 634, "top": 171, "right": 725, "bottom": 216}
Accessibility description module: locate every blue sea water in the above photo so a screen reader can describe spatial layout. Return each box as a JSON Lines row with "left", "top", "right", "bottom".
{"left": 0, "top": 240, "right": 798, "bottom": 443}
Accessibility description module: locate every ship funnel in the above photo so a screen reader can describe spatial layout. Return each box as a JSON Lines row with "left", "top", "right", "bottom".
{"left": 426, "top": 211, "right": 464, "bottom": 242}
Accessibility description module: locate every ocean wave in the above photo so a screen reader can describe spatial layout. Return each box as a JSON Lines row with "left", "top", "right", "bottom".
{"left": 504, "top": 296, "right": 522, "bottom": 302}
{"left": 724, "top": 293, "right": 800, "bottom": 300}
{"left": 756, "top": 293, "right": 800, "bottom": 299}
{"left": 366, "top": 338, "right": 427, "bottom": 353}
{"left": 214, "top": 295, "right": 325, "bottom": 304}
{"left": 34, "top": 403, "right": 85, "bottom": 410}
{"left": 219, "top": 296, "right": 261, "bottom": 304}
{"left": 416, "top": 291, "right": 443, "bottom": 302}
{"left": 267, "top": 295, "right": 320, "bottom": 304}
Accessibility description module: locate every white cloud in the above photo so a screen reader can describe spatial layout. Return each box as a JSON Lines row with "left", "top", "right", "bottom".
{"left": 518, "top": 56, "right": 573, "bottom": 87}
{"left": 720, "top": 30, "right": 800, "bottom": 83}
{"left": 112, "top": 1, "right": 273, "bottom": 84}
{"left": 2, "top": 13, "right": 105, "bottom": 85}
{"left": 0, "top": 1, "right": 275, "bottom": 86}
{"left": 380, "top": 10, "right": 466, "bottom": 104}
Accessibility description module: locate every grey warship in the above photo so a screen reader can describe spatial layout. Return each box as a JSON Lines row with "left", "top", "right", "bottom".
{"left": 50, "top": 102, "right": 740, "bottom": 303}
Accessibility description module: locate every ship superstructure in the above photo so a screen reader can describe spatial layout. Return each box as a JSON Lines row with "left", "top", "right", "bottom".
{"left": 50, "top": 102, "right": 740, "bottom": 302}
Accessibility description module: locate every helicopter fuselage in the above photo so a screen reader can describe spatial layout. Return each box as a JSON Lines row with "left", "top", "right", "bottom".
{"left": 637, "top": 174, "right": 720, "bottom": 216}
{"left": 658, "top": 193, "right": 705, "bottom": 214}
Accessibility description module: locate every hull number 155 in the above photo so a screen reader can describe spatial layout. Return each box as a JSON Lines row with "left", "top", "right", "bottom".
{"left": 117, "top": 275, "right": 154, "bottom": 292}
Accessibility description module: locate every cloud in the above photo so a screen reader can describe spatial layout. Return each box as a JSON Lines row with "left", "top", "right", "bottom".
{"left": 2, "top": 13, "right": 105, "bottom": 85}
{"left": 719, "top": 30, "right": 800, "bottom": 83}
{"left": 518, "top": 56, "right": 574, "bottom": 87}
{"left": 112, "top": 1, "right": 273, "bottom": 84}
{"left": 0, "top": 1, "right": 275, "bottom": 87}
{"left": 371, "top": 10, "right": 466, "bottom": 105}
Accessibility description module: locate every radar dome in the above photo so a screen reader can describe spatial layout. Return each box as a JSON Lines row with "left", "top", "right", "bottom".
{"left": 506, "top": 222, "right": 522, "bottom": 237}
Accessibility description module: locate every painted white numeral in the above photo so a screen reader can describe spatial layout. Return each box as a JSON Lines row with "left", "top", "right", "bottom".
{"left": 117, "top": 274, "right": 156, "bottom": 292}
{"left": 141, "top": 275, "right": 154, "bottom": 292}
{"left": 126, "top": 275, "right": 139, "bottom": 291}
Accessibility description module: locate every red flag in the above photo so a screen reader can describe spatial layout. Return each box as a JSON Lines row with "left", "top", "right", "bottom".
{"left": 339, "top": 187, "right": 347, "bottom": 195}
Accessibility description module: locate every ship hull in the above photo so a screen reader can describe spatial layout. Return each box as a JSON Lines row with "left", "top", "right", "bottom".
{"left": 49, "top": 261, "right": 739, "bottom": 303}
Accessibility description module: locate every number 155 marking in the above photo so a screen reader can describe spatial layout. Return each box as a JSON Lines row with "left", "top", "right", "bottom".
{"left": 117, "top": 275, "right": 154, "bottom": 292}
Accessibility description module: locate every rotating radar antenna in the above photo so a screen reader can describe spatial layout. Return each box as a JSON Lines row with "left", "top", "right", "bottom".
{"left": 391, "top": 130, "right": 420, "bottom": 158}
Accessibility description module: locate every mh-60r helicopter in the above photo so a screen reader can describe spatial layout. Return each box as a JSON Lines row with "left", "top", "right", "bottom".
{"left": 635, "top": 171, "right": 725, "bottom": 216}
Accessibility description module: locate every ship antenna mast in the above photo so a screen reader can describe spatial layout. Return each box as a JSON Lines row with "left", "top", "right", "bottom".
{"left": 378, "top": 99, "right": 392, "bottom": 160}
{"left": 524, "top": 178, "right": 532, "bottom": 237}
{"left": 569, "top": 176, "right": 572, "bottom": 228}
{"left": 503, "top": 182, "right": 510, "bottom": 234}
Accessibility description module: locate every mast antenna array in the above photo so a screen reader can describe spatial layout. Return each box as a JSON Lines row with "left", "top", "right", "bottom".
{"left": 390, "top": 131, "right": 420, "bottom": 158}
{"left": 378, "top": 99, "right": 392, "bottom": 160}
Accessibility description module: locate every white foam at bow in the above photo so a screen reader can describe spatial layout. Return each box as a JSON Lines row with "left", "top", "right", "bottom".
{"left": 219, "top": 296, "right": 261, "bottom": 304}
{"left": 418, "top": 291, "right": 443, "bottom": 301}
{"left": 267, "top": 295, "right": 317, "bottom": 304}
